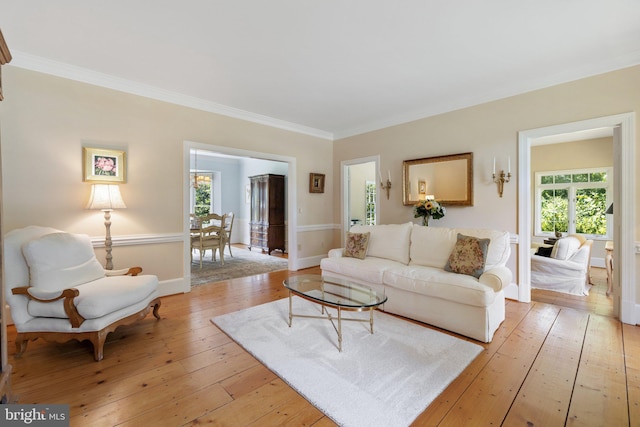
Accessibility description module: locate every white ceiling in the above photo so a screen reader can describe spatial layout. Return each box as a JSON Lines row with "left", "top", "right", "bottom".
{"left": 2, "top": 1, "right": 640, "bottom": 140}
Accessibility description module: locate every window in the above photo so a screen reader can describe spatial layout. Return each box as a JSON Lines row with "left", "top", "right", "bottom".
{"left": 535, "top": 168, "right": 611, "bottom": 239}
{"left": 190, "top": 173, "right": 213, "bottom": 216}
{"left": 365, "top": 181, "right": 376, "bottom": 225}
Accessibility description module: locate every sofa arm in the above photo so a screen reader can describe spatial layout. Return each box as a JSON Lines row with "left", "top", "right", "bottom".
{"left": 479, "top": 266, "right": 512, "bottom": 292}
{"left": 327, "top": 248, "right": 345, "bottom": 258}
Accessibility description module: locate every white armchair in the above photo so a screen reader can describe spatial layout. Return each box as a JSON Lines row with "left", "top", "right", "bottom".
{"left": 531, "top": 234, "right": 593, "bottom": 295}
{"left": 4, "top": 226, "right": 161, "bottom": 361}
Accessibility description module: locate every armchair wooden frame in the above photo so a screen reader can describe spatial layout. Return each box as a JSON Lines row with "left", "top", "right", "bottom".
{"left": 11, "top": 266, "right": 161, "bottom": 361}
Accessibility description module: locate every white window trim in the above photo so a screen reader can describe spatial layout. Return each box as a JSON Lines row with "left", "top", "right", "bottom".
{"left": 534, "top": 167, "right": 612, "bottom": 240}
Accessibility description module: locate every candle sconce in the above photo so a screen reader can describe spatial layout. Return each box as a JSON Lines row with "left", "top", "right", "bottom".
{"left": 493, "top": 170, "right": 511, "bottom": 198}
{"left": 492, "top": 156, "right": 511, "bottom": 198}
{"left": 380, "top": 177, "right": 392, "bottom": 200}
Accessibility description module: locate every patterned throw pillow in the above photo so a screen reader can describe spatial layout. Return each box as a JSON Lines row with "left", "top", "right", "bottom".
{"left": 344, "top": 232, "right": 370, "bottom": 260}
{"left": 444, "top": 233, "right": 490, "bottom": 278}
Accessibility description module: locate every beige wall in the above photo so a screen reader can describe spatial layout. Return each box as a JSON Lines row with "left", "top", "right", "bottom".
{"left": 0, "top": 67, "right": 334, "bottom": 290}
{"left": 333, "top": 65, "right": 640, "bottom": 304}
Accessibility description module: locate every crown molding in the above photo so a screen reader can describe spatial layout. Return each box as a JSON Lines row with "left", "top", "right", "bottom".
{"left": 9, "top": 51, "right": 334, "bottom": 141}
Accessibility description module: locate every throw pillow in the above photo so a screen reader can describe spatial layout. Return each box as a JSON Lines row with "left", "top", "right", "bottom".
{"left": 444, "top": 233, "right": 490, "bottom": 279}
{"left": 535, "top": 246, "right": 553, "bottom": 257}
{"left": 344, "top": 232, "right": 370, "bottom": 260}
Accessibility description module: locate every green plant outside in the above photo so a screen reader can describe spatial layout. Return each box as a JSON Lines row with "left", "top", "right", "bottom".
{"left": 541, "top": 187, "right": 607, "bottom": 235}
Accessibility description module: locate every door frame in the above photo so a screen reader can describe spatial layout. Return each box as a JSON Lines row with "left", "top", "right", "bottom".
{"left": 517, "top": 113, "right": 635, "bottom": 324}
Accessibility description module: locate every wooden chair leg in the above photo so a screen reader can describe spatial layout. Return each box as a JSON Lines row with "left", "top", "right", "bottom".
{"left": 152, "top": 300, "right": 162, "bottom": 320}
{"left": 91, "top": 331, "right": 107, "bottom": 361}
{"left": 14, "top": 335, "right": 28, "bottom": 358}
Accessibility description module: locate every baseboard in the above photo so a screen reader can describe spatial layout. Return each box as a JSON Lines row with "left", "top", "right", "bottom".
{"left": 159, "top": 277, "right": 190, "bottom": 296}
{"left": 293, "top": 255, "right": 323, "bottom": 271}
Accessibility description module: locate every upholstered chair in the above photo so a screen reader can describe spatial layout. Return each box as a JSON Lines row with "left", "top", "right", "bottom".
{"left": 4, "top": 226, "right": 161, "bottom": 361}
{"left": 531, "top": 234, "right": 593, "bottom": 295}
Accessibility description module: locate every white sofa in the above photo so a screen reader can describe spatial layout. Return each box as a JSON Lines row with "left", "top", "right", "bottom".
{"left": 320, "top": 223, "right": 512, "bottom": 343}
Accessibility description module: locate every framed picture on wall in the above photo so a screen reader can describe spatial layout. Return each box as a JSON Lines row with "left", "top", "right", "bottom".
{"left": 418, "top": 180, "right": 426, "bottom": 195}
{"left": 309, "top": 173, "right": 325, "bottom": 193}
{"left": 83, "top": 147, "right": 127, "bottom": 183}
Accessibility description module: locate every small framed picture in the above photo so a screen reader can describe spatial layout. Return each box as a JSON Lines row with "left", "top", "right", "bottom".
{"left": 418, "top": 180, "right": 426, "bottom": 195}
{"left": 83, "top": 147, "right": 127, "bottom": 183}
{"left": 309, "top": 173, "right": 325, "bottom": 193}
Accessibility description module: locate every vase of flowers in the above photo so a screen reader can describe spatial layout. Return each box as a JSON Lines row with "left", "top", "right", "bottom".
{"left": 414, "top": 199, "right": 445, "bottom": 226}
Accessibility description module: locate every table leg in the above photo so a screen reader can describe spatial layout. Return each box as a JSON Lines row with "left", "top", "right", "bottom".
{"left": 606, "top": 249, "right": 613, "bottom": 296}
{"left": 369, "top": 308, "right": 374, "bottom": 334}
{"left": 337, "top": 307, "right": 342, "bottom": 352}
{"left": 288, "top": 291, "right": 293, "bottom": 327}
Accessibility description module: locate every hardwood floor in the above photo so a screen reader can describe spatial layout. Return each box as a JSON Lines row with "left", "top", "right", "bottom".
{"left": 7, "top": 267, "right": 638, "bottom": 426}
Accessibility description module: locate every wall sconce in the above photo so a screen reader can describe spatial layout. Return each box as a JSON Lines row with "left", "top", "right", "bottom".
{"left": 379, "top": 169, "right": 391, "bottom": 200}
{"left": 86, "top": 184, "right": 127, "bottom": 270}
{"left": 492, "top": 156, "right": 511, "bottom": 198}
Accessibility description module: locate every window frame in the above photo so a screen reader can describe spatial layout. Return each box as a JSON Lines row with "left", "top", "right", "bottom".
{"left": 534, "top": 167, "right": 612, "bottom": 240}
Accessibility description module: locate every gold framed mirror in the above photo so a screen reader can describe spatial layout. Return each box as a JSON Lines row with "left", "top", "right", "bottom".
{"left": 402, "top": 152, "right": 473, "bottom": 206}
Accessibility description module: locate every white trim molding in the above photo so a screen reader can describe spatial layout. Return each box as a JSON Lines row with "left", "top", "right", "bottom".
{"left": 90, "top": 233, "right": 183, "bottom": 247}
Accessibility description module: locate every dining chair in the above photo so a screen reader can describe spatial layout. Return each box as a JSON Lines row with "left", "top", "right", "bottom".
{"left": 191, "top": 213, "right": 226, "bottom": 268}
{"left": 223, "top": 212, "right": 235, "bottom": 257}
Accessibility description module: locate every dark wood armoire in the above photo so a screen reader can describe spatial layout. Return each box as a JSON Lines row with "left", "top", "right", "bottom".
{"left": 249, "top": 174, "right": 286, "bottom": 254}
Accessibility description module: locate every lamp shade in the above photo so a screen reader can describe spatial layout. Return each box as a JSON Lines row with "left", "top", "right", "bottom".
{"left": 86, "top": 184, "right": 126, "bottom": 210}
{"left": 606, "top": 203, "right": 613, "bottom": 214}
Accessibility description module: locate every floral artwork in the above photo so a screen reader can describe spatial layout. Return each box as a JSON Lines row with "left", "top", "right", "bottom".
{"left": 83, "top": 147, "right": 127, "bottom": 183}
{"left": 94, "top": 156, "right": 117, "bottom": 176}
{"left": 414, "top": 199, "right": 445, "bottom": 226}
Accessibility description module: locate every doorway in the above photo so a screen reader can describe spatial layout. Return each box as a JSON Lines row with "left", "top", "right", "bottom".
{"left": 182, "top": 141, "right": 297, "bottom": 291}
{"left": 518, "top": 113, "right": 635, "bottom": 324}
{"left": 341, "top": 156, "right": 380, "bottom": 238}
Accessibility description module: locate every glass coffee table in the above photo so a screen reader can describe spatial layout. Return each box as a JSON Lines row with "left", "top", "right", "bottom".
{"left": 283, "top": 275, "right": 387, "bottom": 352}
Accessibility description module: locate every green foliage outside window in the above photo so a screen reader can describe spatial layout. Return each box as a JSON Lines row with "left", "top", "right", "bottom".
{"left": 575, "top": 188, "right": 607, "bottom": 235}
{"left": 540, "top": 189, "right": 568, "bottom": 233}
{"left": 194, "top": 182, "right": 211, "bottom": 217}
{"left": 365, "top": 182, "right": 376, "bottom": 225}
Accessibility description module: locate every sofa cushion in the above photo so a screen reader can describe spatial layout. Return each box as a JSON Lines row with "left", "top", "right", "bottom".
{"left": 444, "top": 234, "right": 490, "bottom": 279}
{"left": 551, "top": 236, "right": 581, "bottom": 260}
{"left": 351, "top": 222, "right": 412, "bottom": 265}
{"left": 410, "top": 226, "right": 458, "bottom": 268}
{"left": 344, "top": 232, "right": 370, "bottom": 259}
{"left": 27, "top": 275, "right": 159, "bottom": 320}
{"left": 320, "top": 256, "right": 401, "bottom": 287}
{"left": 383, "top": 266, "right": 496, "bottom": 307}
{"left": 22, "top": 232, "right": 105, "bottom": 291}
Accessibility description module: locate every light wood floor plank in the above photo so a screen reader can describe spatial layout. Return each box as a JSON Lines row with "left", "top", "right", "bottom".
{"left": 503, "top": 308, "right": 589, "bottom": 426}
{"left": 567, "top": 314, "right": 628, "bottom": 426}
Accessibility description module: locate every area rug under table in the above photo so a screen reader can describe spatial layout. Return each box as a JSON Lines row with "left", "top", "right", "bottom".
{"left": 211, "top": 297, "right": 483, "bottom": 427}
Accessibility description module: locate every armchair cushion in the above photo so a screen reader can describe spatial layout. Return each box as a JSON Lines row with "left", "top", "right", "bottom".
{"left": 550, "top": 236, "right": 581, "bottom": 260}
{"left": 22, "top": 232, "right": 105, "bottom": 291}
{"left": 27, "top": 275, "right": 159, "bottom": 320}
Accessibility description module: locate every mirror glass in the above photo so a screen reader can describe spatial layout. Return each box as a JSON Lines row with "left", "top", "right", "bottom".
{"left": 402, "top": 152, "right": 473, "bottom": 206}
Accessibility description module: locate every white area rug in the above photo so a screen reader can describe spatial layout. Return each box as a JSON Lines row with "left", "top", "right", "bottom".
{"left": 211, "top": 298, "right": 483, "bottom": 427}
